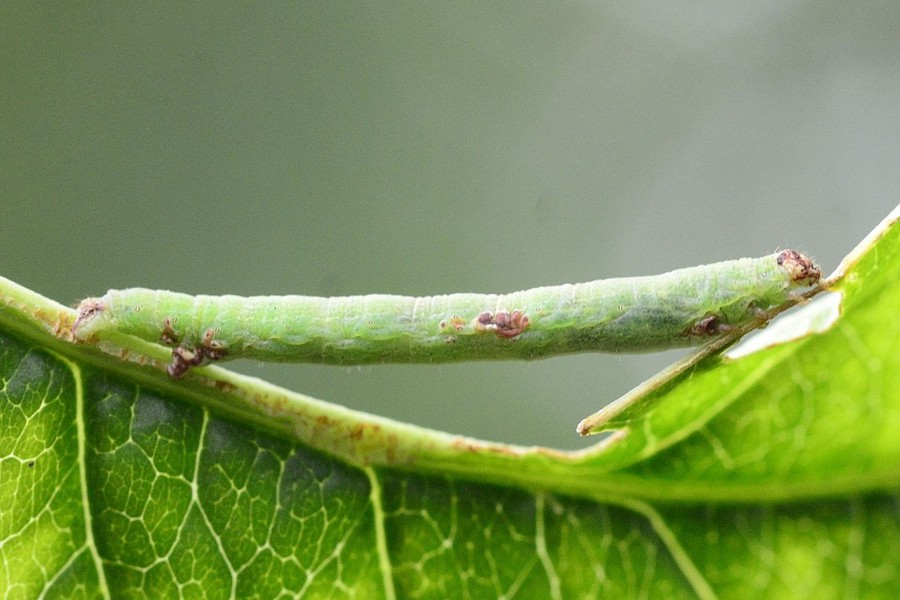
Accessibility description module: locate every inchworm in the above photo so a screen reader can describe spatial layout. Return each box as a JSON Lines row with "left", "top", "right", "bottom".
{"left": 72, "top": 250, "right": 820, "bottom": 378}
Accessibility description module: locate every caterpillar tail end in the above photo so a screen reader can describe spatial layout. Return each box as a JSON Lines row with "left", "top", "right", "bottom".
{"left": 72, "top": 297, "right": 107, "bottom": 341}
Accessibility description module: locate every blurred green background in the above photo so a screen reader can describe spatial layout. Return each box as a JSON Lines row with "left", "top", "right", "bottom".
{"left": 2, "top": 3, "right": 897, "bottom": 449}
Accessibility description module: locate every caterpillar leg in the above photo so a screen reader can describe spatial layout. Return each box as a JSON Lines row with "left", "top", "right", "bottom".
{"left": 167, "top": 328, "right": 228, "bottom": 378}
{"left": 160, "top": 319, "right": 181, "bottom": 345}
{"left": 169, "top": 347, "right": 202, "bottom": 378}
{"left": 688, "top": 314, "right": 735, "bottom": 337}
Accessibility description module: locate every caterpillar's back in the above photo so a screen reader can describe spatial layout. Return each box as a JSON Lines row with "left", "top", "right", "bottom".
{"left": 73, "top": 250, "right": 821, "bottom": 377}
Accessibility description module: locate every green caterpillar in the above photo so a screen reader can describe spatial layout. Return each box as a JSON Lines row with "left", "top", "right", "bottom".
{"left": 73, "top": 250, "right": 821, "bottom": 378}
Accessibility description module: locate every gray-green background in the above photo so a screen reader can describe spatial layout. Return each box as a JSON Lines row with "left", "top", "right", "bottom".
{"left": 3, "top": 3, "right": 897, "bottom": 449}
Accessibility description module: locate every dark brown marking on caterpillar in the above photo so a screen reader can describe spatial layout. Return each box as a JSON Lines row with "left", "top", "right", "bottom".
{"left": 777, "top": 249, "right": 821, "bottom": 284}
{"left": 686, "top": 314, "right": 735, "bottom": 338}
{"left": 475, "top": 310, "right": 531, "bottom": 339}
{"left": 201, "top": 328, "right": 228, "bottom": 361}
{"left": 168, "top": 328, "right": 228, "bottom": 378}
{"left": 160, "top": 318, "right": 181, "bottom": 346}
{"left": 71, "top": 299, "right": 106, "bottom": 340}
{"left": 169, "top": 347, "right": 201, "bottom": 378}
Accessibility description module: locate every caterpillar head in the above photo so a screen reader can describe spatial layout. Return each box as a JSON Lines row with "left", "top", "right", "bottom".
{"left": 777, "top": 250, "right": 822, "bottom": 288}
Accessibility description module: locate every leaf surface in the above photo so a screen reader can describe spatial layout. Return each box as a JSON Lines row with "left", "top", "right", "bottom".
{"left": 1, "top": 207, "right": 898, "bottom": 599}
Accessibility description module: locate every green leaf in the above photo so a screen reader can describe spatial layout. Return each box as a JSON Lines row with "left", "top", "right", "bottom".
{"left": 1, "top": 206, "right": 898, "bottom": 599}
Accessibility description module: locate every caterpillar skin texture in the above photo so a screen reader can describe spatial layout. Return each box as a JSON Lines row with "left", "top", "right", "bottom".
{"left": 73, "top": 250, "right": 820, "bottom": 378}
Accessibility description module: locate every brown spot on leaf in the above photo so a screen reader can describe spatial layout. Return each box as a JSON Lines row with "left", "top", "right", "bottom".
{"left": 349, "top": 423, "right": 365, "bottom": 441}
